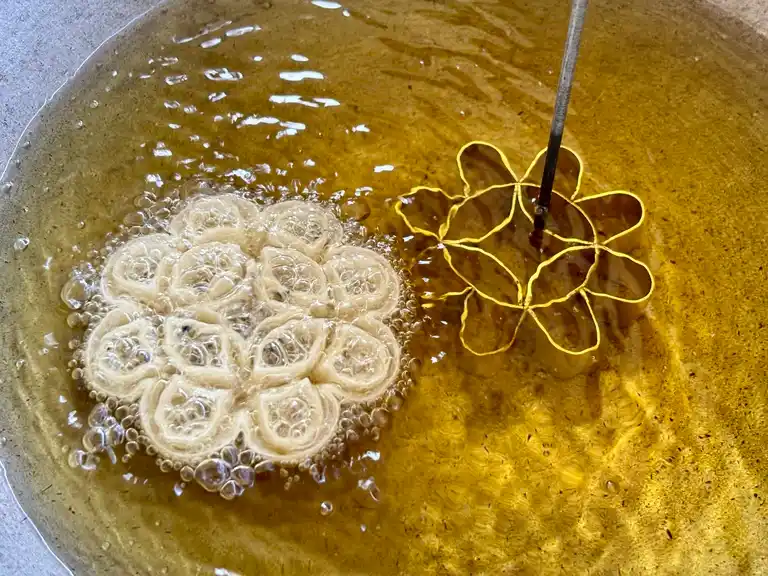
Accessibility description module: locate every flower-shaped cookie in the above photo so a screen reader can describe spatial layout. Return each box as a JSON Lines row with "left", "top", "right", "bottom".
{"left": 396, "top": 141, "right": 654, "bottom": 356}
{"left": 82, "top": 195, "right": 404, "bottom": 473}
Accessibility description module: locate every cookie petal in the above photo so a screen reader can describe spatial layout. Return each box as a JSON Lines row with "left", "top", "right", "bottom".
{"left": 139, "top": 376, "right": 239, "bottom": 464}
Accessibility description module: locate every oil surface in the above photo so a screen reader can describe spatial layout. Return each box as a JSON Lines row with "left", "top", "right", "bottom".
{"left": 1, "top": 0, "right": 768, "bottom": 574}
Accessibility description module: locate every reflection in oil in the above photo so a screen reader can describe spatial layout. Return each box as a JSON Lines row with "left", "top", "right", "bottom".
{"left": 0, "top": 461, "right": 72, "bottom": 575}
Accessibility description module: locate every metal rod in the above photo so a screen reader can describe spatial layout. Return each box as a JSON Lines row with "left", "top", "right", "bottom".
{"left": 533, "top": 0, "right": 589, "bottom": 231}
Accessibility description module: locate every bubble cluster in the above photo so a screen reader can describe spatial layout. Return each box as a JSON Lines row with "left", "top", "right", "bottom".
{"left": 65, "top": 187, "right": 418, "bottom": 498}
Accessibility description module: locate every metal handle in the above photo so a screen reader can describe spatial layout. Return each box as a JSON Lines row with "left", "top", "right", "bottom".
{"left": 534, "top": 0, "right": 589, "bottom": 231}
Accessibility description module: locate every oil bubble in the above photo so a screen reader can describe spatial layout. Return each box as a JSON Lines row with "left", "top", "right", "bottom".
{"left": 195, "top": 458, "right": 231, "bottom": 492}
{"left": 87, "top": 404, "right": 109, "bottom": 427}
{"left": 60, "top": 276, "right": 92, "bottom": 309}
{"left": 180, "top": 466, "right": 195, "bottom": 482}
{"left": 254, "top": 461, "right": 275, "bottom": 477}
{"left": 13, "top": 237, "right": 30, "bottom": 252}
{"left": 68, "top": 449, "right": 87, "bottom": 468}
{"left": 238, "top": 449, "right": 255, "bottom": 466}
{"left": 371, "top": 407, "right": 389, "bottom": 427}
{"left": 310, "top": 464, "right": 326, "bottom": 484}
{"left": 358, "top": 477, "right": 381, "bottom": 502}
{"left": 81, "top": 453, "right": 99, "bottom": 471}
{"left": 219, "top": 479, "right": 243, "bottom": 500}
{"left": 106, "top": 424, "right": 125, "bottom": 446}
{"left": 320, "top": 501, "right": 333, "bottom": 516}
{"left": 82, "top": 427, "right": 107, "bottom": 452}
{"left": 232, "top": 465, "right": 255, "bottom": 488}
{"left": 220, "top": 445, "right": 238, "bottom": 466}
{"left": 339, "top": 418, "right": 354, "bottom": 430}
{"left": 387, "top": 394, "right": 403, "bottom": 411}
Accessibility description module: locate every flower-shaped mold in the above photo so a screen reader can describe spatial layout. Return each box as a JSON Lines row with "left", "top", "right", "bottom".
{"left": 396, "top": 141, "right": 654, "bottom": 356}
{"left": 79, "top": 195, "right": 406, "bottom": 485}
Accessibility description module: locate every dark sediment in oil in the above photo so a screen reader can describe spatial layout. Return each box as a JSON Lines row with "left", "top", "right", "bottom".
{"left": 1, "top": 0, "right": 768, "bottom": 573}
